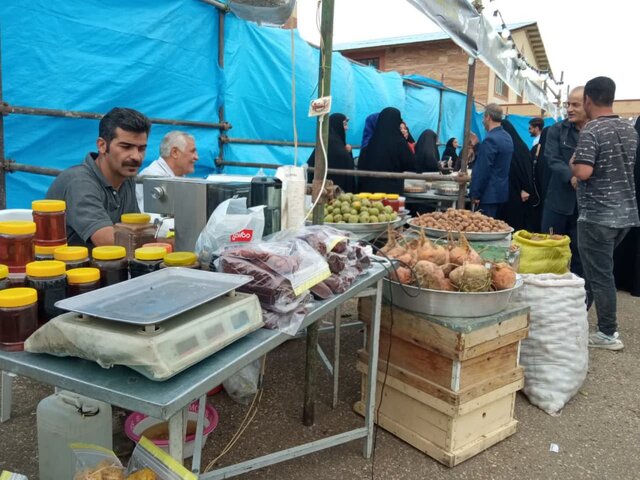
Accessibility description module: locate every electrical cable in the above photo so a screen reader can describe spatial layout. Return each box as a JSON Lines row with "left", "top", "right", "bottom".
{"left": 203, "top": 356, "right": 267, "bottom": 473}
{"left": 291, "top": 27, "right": 298, "bottom": 166}
{"left": 304, "top": 114, "right": 329, "bottom": 221}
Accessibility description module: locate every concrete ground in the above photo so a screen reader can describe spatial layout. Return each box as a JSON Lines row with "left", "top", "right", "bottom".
{"left": 1, "top": 292, "right": 639, "bottom": 479}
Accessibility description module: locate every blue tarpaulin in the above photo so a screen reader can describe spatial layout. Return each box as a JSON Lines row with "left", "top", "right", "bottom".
{"left": 1, "top": 2, "right": 553, "bottom": 207}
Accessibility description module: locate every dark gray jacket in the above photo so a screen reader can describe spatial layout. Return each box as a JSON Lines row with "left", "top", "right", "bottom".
{"left": 543, "top": 119, "right": 580, "bottom": 216}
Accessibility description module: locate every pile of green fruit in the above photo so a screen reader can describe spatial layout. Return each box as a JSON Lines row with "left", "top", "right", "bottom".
{"left": 324, "top": 193, "right": 398, "bottom": 224}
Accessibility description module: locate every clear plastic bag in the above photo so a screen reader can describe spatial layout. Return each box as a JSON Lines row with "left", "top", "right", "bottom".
{"left": 0, "top": 472, "right": 28, "bottom": 480}
{"left": 71, "top": 443, "right": 124, "bottom": 480}
{"left": 126, "top": 437, "right": 197, "bottom": 480}
{"left": 223, "top": 359, "right": 261, "bottom": 405}
{"left": 195, "top": 197, "right": 265, "bottom": 268}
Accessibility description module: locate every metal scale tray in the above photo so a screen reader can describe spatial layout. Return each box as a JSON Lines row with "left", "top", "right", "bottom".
{"left": 55, "top": 267, "right": 253, "bottom": 325}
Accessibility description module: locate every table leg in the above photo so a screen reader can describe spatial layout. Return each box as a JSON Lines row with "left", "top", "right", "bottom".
{"left": 191, "top": 395, "right": 207, "bottom": 475}
{"left": 364, "top": 279, "right": 383, "bottom": 458}
{"left": 303, "top": 322, "right": 319, "bottom": 426}
{"left": 332, "top": 306, "right": 341, "bottom": 409}
{"left": 1, "top": 371, "right": 14, "bottom": 423}
{"left": 168, "top": 407, "right": 187, "bottom": 463}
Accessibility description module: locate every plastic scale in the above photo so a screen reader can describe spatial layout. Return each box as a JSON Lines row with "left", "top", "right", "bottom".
{"left": 32, "top": 268, "right": 264, "bottom": 380}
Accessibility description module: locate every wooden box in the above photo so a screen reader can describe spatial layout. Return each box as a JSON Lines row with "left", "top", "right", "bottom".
{"left": 355, "top": 299, "right": 530, "bottom": 466}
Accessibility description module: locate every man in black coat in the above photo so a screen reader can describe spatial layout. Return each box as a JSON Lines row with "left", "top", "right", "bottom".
{"left": 541, "top": 86, "right": 587, "bottom": 276}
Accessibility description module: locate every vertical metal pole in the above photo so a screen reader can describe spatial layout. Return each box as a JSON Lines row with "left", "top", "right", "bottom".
{"left": 0, "top": 30, "right": 7, "bottom": 209}
{"left": 332, "top": 306, "right": 341, "bottom": 409}
{"left": 310, "top": 0, "right": 335, "bottom": 225}
{"left": 457, "top": 57, "right": 476, "bottom": 210}
{"left": 217, "top": 11, "right": 226, "bottom": 166}
{"left": 304, "top": 0, "right": 335, "bottom": 427}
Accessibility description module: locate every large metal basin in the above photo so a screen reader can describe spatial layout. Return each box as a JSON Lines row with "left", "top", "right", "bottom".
{"left": 382, "top": 277, "right": 523, "bottom": 317}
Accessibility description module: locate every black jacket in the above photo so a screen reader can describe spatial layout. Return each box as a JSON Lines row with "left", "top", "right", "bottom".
{"left": 544, "top": 119, "right": 580, "bottom": 216}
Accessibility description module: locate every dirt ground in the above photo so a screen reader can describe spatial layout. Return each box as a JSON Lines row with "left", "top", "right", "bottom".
{"left": 1, "top": 292, "right": 639, "bottom": 479}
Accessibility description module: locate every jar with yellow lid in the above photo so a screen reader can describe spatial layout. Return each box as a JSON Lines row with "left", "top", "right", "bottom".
{"left": 0, "top": 221, "right": 36, "bottom": 275}
{"left": 25, "top": 260, "right": 67, "bottom": 326}
{"left": 370, "top": 193, "right": 386, "bottom": 201}
{"left": 91, "top": 246, "right": 128, "bottom": 287}
{"left": 66, "top": 268, "right": 101, "bottom": 297}
{"left": 0, "top": 287, "right": 38, "bottom": 351}
{"left": 114, "top": 213, "right": 156, "bottom": 259}
{"left": 356, "top": 193, "right": 372, "bottom": 199}
{"left": 129, "top": 247, "right": 166, "bottom": 278}
{"left": 0, "top": 264, "right": 10, "bottom": 291}
{"left": 32, "top": 199, "right": 67, "bottom": 247}
{"left": 160, "top": 251, "right": 200, "bottom": 270}
{"left": 35, "top": 244, "right": 65, "bottom": 261}
{"left": 142, "top": 242, "right": 173, "bottom": 253}
{"left": 54, "top": 245, "right": 90, "bottom": 269}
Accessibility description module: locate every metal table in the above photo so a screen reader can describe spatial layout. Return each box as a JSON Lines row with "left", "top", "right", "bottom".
{"left": 0, "top": 264, "right": 386, "bottom": 478}
{"left": 404, "top": 190, "right": 470, "bottom": 210}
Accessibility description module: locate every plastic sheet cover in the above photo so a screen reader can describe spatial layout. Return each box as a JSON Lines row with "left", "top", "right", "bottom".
{"left": 405, "top": 0, "right": 557, "bottom": 115}
{"left": 2, "top": 0, "right": 223, "bottom": 208}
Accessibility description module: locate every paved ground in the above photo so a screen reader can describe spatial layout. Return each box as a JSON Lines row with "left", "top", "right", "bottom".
{"left": 1, "top": 292, "right": 639, "bottom": 479}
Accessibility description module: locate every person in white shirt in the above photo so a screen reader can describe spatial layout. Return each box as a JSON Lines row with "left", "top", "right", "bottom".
{"left": 136, "top": 130, "right": 199, "bottom": 211}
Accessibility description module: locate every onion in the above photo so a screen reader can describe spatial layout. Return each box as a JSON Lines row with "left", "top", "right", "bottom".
{"left": 491, "top": 262, "right": 517, "bottom": 290}
{"left": 449, "top": 264, "right": 491, "bottom": 292}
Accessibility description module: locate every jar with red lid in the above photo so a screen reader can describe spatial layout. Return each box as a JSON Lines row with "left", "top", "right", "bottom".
{"left": 0, "top": 287, "right": 38, "bottom": 351}
{"left": 382, "top": 194, "right": 401, "bottom": 212}
{"left": 32, "top": 199, "right": 67, "bottom": 247}
{"left": 0, "top": 221, "right": 36, "bottom": 275}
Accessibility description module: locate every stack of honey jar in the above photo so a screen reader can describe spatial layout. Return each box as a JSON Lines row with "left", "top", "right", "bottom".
{"left": 0, "top": 205, "right": 200, "bottom": 351}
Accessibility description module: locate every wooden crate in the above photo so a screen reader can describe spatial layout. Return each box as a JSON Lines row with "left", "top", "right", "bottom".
{"left": 354, "top": 368, "right": 520, "bottom": 467}
{"left": 355, "top": 298, "right": 529, "bottom": 466}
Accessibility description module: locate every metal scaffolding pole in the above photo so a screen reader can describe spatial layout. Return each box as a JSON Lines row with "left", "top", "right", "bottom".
{"left": 457, "top": 57, "right": 476, "bottom": 209}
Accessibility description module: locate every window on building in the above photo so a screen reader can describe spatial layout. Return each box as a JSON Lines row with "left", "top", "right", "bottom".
{"left": 516, "top": 94, "right": 523, "bottom": 104}
{"left": 494, "top": 74, "right": 507, "bottom": 98}
{"left": 357, "top": 57, "right": 380, "bottom": 69}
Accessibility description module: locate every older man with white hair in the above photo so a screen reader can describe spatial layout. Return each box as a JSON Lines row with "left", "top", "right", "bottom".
{"left": 136, "top": 130, "right": 199, "bottom": 211}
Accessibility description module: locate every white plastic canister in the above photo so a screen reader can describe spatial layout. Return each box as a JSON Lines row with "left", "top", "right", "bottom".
{"left": 37, "top": 391, "right": 112, "bottom": 480}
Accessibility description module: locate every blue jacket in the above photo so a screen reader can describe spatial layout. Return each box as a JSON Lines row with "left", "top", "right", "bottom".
{"left": 543, "top": 119, "right": 579, "bottom": 216}
{"left": 469, "top": 126, "right": 513, "bottom": 204}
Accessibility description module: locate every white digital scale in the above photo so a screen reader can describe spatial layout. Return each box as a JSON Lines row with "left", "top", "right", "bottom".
{"left": 27, "top": 268, "right": 264, "bottom": 380}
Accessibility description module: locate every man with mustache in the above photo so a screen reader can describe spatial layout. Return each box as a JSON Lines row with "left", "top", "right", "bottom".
{"left": 47, "top": 107, "right": 151, "bottom": 248}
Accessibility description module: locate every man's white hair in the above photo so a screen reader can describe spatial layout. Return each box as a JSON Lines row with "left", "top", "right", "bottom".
{"left": 159, "top": 131, "right": 194, "bottom": 159}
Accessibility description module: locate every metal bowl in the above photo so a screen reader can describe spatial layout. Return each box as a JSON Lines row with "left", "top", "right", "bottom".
{"left": 324, "top": 217, "right": 404, "bottom": 234}
{"left": 382, "top": 276, "right": 523, "bottom": 317}
{"left": 407, "top": 219, "right": 513, "bottom": 241}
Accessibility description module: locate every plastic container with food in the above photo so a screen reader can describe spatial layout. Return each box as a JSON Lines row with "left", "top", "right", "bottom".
{"left": 32, "top": 199, "right": 67, "bottom": 247}
{"left": 114, "top": 213, "right": 156, "bottom": 259}
{"left": 66, "top": 267, "right": 101, "bottom": 297}
{"left": 0, "top": 287, "right": 38, "bottom": 351}
{"left": 160, "top": 251, "right": 200, "bottom": 270}
{"left": 129, "top": 246, "right": 166, "bottom": 278}
{"left": 0, "top": 220, "right": 36, "bottom": 274}
{"left": 54, "top": 245, "right": 90, "bottom": 269}
{"left": 25, "top": 260, "right": 67, "bottom": 326}
{"left": 91, "top": 246, "right": 129, "bottom": 287}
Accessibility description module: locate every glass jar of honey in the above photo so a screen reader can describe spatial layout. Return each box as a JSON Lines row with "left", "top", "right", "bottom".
{"left": 0, "top": 287, "right": 39, "bottom": 351}
{"left": 66, "top": 268, "right": 101, "bottom": 297}
{"left": 382, "top": 193, "right": 401, "bottom": 212}
{"left": 129, "top": 247, "right": 166, "bottom": 278}
{"left": 54, "top": 245, "right": 90, "bottom": 269}
{"left": 0, "top": 265, "right": 10, "bottom": 291}
{"left": 0, "top": 221, "right": 36, "bottom": 275}
{"left": 91, "top": 246, "right": 129, "bottom": 287}
{"left": 114, "top": 213, "right": 156, "bottom": 259}
{"left": 160, "top": 252, "right": 200, "bottom": 270}
{"left": 25, "top": 260, "right": 67, "bottom": 326}
{"left": 32, "top": 199, "right": 67, "bottom": 247}
{"left": 35, "top": 244, "right": 62, "bottom": 261}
